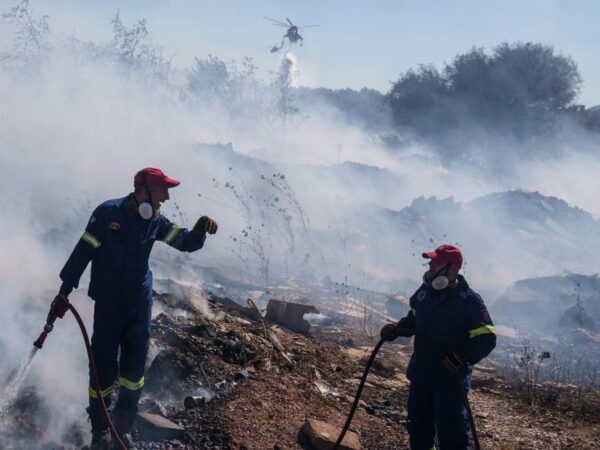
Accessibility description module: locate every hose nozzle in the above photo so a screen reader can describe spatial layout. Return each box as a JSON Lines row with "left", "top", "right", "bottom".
{"left": 34, "top": 294, "right": 69, "bottom": 349}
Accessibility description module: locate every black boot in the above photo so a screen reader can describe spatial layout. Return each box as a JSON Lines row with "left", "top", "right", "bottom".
{"left": 111, "top": 433, "right": 136, "bottom": 450}
{"left": 110, "top": 410, "right": 136, "bottom": 450}
{"left": 89, "top": 413, "right": 111, "bottom": 450}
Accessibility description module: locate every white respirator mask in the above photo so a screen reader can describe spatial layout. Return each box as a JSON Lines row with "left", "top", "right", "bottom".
{"left": 426, "top": 263, "right": 451, "bottom": 290}
{"left": 431, "top": 274, "right": 450, "bottom": 290}
{"left": 136, "top": 171, "right": 157, "bottom": 220}
{"left": 138, "top": 202, "right": 154, "bottom": 220}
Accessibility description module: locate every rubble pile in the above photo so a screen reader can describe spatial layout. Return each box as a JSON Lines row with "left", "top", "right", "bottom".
{"left": 130, "top": 289, "right": 600, "bottom": 449}
{"left": 0, "top": 387, "right": 60, "bottom": 449}
{"left": 134, "top": 292, "right": 415, "bottom": 449}
{"left": 2, "top": 284, "right": 599, "bottom": 449}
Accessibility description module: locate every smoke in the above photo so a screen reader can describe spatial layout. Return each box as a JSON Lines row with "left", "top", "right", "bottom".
{"left": 1, "top": 2, "right": 600, "bottom": 446}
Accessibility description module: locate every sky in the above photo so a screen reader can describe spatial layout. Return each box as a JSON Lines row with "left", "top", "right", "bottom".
{"left": 1, "top": 0, "right": 599, "bottom": 105}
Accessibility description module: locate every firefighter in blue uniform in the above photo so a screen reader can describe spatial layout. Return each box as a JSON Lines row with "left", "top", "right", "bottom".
{"left": 55, "top": 167, "right": 218, "bottom": 449}
{"left": 380, "top": 244, "right": 496, "bottom": 450}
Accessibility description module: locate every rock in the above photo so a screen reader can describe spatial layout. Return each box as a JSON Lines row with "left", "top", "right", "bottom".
{"left": 184, "top": 396, "right": 206, "bottom": 409}
{"left": 234, "top": 368, "right": 254, "bottom": 381}
{"left": 313, "top": 379, "right": 339, "bottom": 397}
{"left": 138, "top": 397, "right": 168, "bottom": 416}
{"left": 145, "top": 351, "right": 194, "bottom": 394}
{"left": 192, "top": 324, "right": 217, "bottom": 338}
{"left": 266, "top": 299, "right": 320, "bottom": 333}
{"left": 302, "top": 418, "right": 361, "bottom": 450}
{"left": 135, "top": 412, "right": 184, "bottom": 441}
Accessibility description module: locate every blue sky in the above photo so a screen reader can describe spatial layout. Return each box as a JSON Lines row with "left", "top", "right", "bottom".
{"left": 2, "top": 0, "right": 599, "bottom": 104}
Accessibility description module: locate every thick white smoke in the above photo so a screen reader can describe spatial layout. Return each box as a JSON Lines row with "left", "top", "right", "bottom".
{"left": 1, "top": 2, "right": 600, "bottom": 446}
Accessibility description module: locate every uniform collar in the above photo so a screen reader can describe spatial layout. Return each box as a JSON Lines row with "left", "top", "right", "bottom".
{"left": 123, "top": 193, "right": 139, "bottom": 217}
{"left": 455, "top": 275, "right": 469, "bottom": 292}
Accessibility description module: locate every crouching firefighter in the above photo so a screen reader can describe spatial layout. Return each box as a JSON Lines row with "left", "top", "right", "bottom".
{"left": 380, "top": 244, "right": 496, "bottom": 450}
{"left": 53, "top": 167, "right": 218, "bottom": 449}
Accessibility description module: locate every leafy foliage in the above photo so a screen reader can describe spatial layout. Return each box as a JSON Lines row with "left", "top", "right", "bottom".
{"left": 388, "top": 42, "right": 583, "bottom": 137}
{"left": 2, "top": 0, "right": 48, "bottom": 56}
{"left": 109, "top": 11, "right": 170, "bottom": 80}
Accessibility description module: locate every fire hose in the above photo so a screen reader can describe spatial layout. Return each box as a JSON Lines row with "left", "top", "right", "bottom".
{"left": 333, "top": 335, "right": 480, "bottom": 450}
{"left": 33, "top": 297, "right": 128, "bottom": 450}
{"left": 333, "top": 338, "right": 384, "bottom": 449}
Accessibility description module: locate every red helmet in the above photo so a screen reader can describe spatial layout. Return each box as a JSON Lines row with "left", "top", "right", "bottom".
{"left": 134, "top": 167, "right": 180, "bottom": 189}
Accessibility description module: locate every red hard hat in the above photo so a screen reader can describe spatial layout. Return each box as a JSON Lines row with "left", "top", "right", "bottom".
{"left": 134, "top": 167, "right": 180, "bottom": 189}
{"left": 422, "top": 244, "right": 463, "bottom": 268}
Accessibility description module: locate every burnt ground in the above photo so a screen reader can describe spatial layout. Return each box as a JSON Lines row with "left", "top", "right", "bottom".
{"left": 137, "top": 292, "right": 600, "bottom": 450}
{"left": 2, "top": 289, "right": 600, "bottom": 449}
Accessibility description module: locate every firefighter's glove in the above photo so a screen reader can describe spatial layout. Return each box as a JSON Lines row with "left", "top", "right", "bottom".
{"left": 442, "top": 348, "right": 468, "bottom": 373}
{"left": 380, "top": 323, "right": 414, "bottom": 341}
{"left": 59, "top": 282, "right": 73, "bottom": 297}
{"left": 194, "top": 216, "right": 218, "bottom": 236}
{"left": 48, "top": 292, "right": 69, "bottom": 322}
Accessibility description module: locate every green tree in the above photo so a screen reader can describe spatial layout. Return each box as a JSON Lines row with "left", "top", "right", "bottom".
{"left": 387, "top": 42, "right": 582, "bottom": 137}
{"left": 387, "top": 64, "right": 450, "bottom": 133}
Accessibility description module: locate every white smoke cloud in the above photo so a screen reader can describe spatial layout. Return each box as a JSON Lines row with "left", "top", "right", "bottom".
{"left": 1, "top": 3, "right": 600, "bottom": 446}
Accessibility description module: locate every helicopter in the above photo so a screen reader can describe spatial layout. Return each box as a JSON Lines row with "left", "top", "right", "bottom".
{"left": 264, "top": 17, "right": 319, "bottom": 53}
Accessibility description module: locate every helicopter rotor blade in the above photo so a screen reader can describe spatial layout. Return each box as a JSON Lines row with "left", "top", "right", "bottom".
{"left": 299, "top": 25, "right": 320, "bottom": 28}
{"left": 286, "top": 17, "right": 294, "bottom": 26}
{"left": 264, "top": 16, "right": 290, "bottom": 26}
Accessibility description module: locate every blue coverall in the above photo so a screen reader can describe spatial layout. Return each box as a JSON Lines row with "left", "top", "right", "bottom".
{"left": 59, "top": 194, "right": 206, "bottom": 430}
{"left": 397, "top": 275, "right": 496, "bottom": 450}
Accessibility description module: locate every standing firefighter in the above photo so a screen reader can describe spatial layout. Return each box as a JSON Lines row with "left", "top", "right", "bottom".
{"left": 55, "top": 167, "right": 218, "bottom": 449}
{"left": 380, "top": 244, "right": 496, "bottom": 450}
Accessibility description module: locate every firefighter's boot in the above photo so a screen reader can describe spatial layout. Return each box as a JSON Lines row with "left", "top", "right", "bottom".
{"left": 111, "top": 410, "right": 137, "bottom": 449}
{"left": 89, "top": 414, "right": 111, "bottom": 450}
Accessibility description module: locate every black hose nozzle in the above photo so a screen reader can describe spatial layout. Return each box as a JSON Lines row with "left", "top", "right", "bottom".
{"left": 34, "top": 294, "right": 68, "bottom": 349}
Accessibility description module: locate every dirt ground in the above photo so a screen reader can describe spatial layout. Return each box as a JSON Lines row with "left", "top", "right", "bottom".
{"left": 2, "top": 290, "right": 599, "bottom": 449}
{"left": 136, "top": 293, "right": 600, "bottom": 449}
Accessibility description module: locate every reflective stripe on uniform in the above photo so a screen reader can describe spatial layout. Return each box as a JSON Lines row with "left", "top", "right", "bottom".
{"left": 81, "top": 231, "right": 101, "bottom": 249}
{"left": 89, "top": 385, "right": 113, "bottom": 399}
{"left": 119, "top": 376, "right": 145, "bottom": 391}
{"left": 469, "top": 325, "right": 495, "bottom": 339}
{"left": 163, "top": 225, "right": 181, "bottom": 244}
{"left": 411, "top": 308, "right": 416, "bottom": 316}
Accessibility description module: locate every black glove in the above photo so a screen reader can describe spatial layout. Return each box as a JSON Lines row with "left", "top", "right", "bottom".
{"left": 441, "top": 348, "right": 468, "bottom": 373}
{"left": 59, "top": 282, "right": 73, "bottom": 297}
{"left": 380, "top": 323, "right": 414, "bottom": 341}
{"left": 48, "top": 292, "right": 69, "bottom": 322}
{"left": 193, "top": 216, "right": 218, "bottom": 236}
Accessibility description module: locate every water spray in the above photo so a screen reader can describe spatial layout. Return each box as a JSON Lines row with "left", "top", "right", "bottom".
{"left": 0, "top": 347, "right": 38, "bottom": 419}
{"left": 31, "top": 295, "right": 128, "bottom": 450}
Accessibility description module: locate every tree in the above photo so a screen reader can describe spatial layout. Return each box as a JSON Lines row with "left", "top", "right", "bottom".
{"left": 488, "top": 42, "right": 581, "bottom": 112}
{"left": 187, "top": 55, "right": 270, "bottom": 120}
{"left": 387, "top": 64, "right": 450, "bottom": 133}
{"left": 295, "top": 86, "right": 391, "bottom": 130}
{"left": 444, "top": 47, "right": 492, "bottom": 114}
{"left": 387, "top": 42, "right": 583, "bottom": 137}
{"left": 109, "top": 11, "right": 169, "bottom": 80}
{"left": 187, "top": 55, "right": 232, "bottom": 100}
{"left": 2, "top": 0, "right": 49, "bottom": 65}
